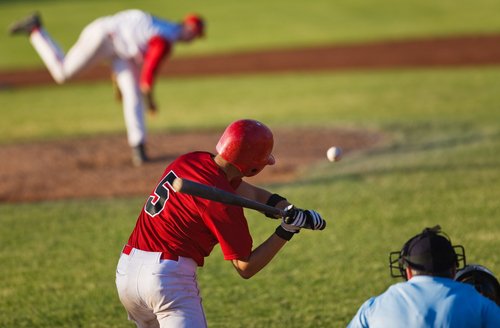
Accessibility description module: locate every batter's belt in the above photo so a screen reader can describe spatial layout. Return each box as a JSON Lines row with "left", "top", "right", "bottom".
{"left": 122, "top": 244, "right": 179, "bottom": 262}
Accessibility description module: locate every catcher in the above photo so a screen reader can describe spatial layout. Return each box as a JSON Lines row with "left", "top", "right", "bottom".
{"left": 348, "top": 225, "right": 500, "bottom": 327}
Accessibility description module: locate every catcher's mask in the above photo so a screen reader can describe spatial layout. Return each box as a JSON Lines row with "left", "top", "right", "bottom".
{"left": 389, "top": 225, "right": 466, "bottom": 280}
{"left": 216, "top": 119, "right": 275, "bottom": 177}
{"left": 455, "top": 264, "right": 500, "bottom": 307}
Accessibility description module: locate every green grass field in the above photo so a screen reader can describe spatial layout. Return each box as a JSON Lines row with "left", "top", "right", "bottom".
{"left": 1, "top": 0, "right": 500, "bottom": 327}
{"left": 2, "top": 0, "right": 500, "bottom": 69}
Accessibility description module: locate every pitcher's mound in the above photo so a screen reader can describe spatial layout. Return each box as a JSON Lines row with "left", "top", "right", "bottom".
{"left": 0, "top": 128, "right": 384, "bottom": 203}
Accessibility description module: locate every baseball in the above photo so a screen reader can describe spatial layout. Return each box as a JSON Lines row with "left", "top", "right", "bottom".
{"left": 327, "top": 147, "right": 342, "bottom": 162}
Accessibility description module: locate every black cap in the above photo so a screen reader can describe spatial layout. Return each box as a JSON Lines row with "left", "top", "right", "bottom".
{"left": 404, "top": 226, "right": 456, "bottom": 273}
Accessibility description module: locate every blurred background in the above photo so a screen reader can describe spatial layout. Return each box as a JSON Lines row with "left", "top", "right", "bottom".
{"left": 1, "top": 0, "right": 500, "bottom": 327}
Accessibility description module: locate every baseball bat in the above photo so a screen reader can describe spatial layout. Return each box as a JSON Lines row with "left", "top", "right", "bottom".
{"left": 172, "top": 178, "right": 287, "bottom": 218}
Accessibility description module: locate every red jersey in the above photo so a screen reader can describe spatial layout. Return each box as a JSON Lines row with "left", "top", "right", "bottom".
{"left": 127, "top": 151, "right": 253, "bottom": 266}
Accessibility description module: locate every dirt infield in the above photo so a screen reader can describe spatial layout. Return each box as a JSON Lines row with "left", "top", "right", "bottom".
{"left": 0, "top": 128, "right": 383, "bottom": 202}
{"left": 1, "top": 35, "right": 499, "bottom": 203}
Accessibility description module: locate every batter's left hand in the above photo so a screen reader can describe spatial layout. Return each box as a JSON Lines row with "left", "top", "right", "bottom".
{"left": 283, "top": 205, "right": 326, "bottom": 230}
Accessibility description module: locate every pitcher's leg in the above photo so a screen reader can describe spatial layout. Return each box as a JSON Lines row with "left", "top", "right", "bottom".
{"left": 112, "top": 59, "right": 148, "bottom": 165}
{"left": 62, "top": 18, "right": 114, "bottom": 80}
{"left": 30, "top": 27, "right": 67, "bottom": 83}
{"left": 112, "top": 59, "right": 146, "bottom": 147}
{"left": 29, "top": 18, "right": 113, "bottom": 84}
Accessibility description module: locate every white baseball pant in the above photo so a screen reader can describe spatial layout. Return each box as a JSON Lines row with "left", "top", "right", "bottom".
{"left": 29, "top": 18, "right": 146, "bottom": 147}
{"left": 115, "top": 247, "right": 208, "bottom": 328}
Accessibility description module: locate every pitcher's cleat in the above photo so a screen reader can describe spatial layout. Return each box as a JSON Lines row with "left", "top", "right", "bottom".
{"left": 131, "top": 144, "right": 149, "bottom": 167}
{"left": 8, "top": 12, "right": 41, "bottom": 35}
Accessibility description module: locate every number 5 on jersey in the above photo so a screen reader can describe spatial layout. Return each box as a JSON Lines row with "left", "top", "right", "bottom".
{"left": 145, "top": 171, "right": 178, "bottom": 216}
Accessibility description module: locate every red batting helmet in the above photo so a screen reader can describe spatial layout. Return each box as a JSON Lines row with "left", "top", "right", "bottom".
{"left": 183, "top": 14, "right": 205, "bottom": 38}
{"left": 216, "top": 119, "right": 275, "bottom": 177}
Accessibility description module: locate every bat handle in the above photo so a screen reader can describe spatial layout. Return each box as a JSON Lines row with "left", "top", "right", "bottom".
{"left": 266, "top": 208, "right": 288, "bottom": 219}
{"left": 282, "top": 207, "right": 292, "bottom": 222}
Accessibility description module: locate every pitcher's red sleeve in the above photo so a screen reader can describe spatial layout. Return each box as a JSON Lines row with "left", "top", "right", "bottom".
{"left": 140, "top": 36, "right": 171, "bottom": 92}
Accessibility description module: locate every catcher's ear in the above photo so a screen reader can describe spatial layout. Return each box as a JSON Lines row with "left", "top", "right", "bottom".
{"left": 451, "top": 264, "right": 457, "bottom": 280}
{"left": 406, "top": 267, "right": 413, "bottom": 281}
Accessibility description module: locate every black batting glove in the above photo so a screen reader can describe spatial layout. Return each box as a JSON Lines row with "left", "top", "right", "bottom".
{"left": 282, "top": 205, "right": 326, "bottom": 231}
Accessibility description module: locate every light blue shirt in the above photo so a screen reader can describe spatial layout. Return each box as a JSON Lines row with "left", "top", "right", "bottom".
{"left": 348, "top": 276, "right": 500, "bottom": 328}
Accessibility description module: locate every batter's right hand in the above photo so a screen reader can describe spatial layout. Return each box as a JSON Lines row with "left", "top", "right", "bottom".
{"left": 283, "top": 205, "right": 326, "bottom": 231}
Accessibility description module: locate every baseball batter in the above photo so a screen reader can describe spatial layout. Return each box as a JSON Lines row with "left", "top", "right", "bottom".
{"left": 114, "top": 119, "right": 326, "bottom": 327}
{"left": 8, "top": 10, "right": 205, "bottom": 166}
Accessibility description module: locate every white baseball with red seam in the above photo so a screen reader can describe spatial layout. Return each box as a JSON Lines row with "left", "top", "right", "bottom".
{"left": 326, "top": 147, "right": 342, "bottom": 162}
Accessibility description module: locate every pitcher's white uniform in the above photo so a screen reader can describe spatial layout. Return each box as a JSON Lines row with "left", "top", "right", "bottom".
{"left": 29, "top": 9, "right": 182, "bottom": 148}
